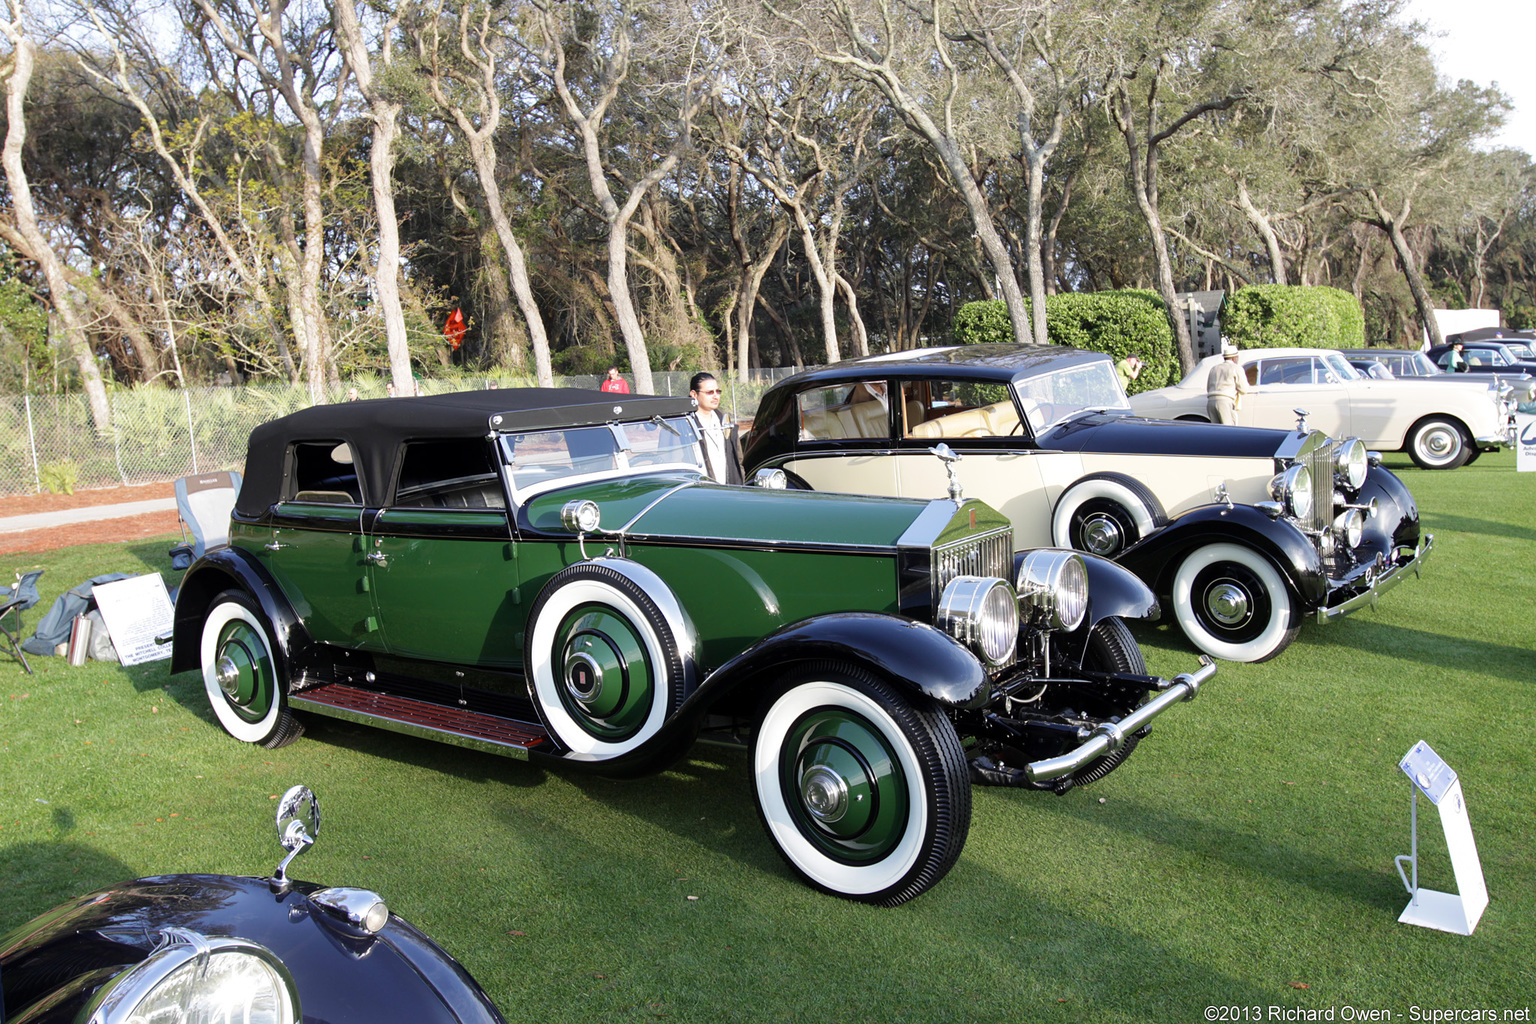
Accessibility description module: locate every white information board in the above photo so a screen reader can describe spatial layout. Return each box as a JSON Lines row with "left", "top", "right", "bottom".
{"left": 92, "top": 574, "right": 176, "bottom": 666}
{"left": 1394, "top": 741, "right": 1488, "bottom": 935}
{"left": 1517, "top": 412, "right": 1536, "bottom": 472}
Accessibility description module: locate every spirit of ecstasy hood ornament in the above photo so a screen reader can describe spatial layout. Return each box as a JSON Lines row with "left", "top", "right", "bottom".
{"left": 932, "top": 443, "right": 964, "bottom": 505}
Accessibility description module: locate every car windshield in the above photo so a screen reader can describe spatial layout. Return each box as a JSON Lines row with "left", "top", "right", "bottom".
{"left": 1011, "top": 360, "right": 1129, "bottom": 433}
{"left": 1320, "top": 352, "right": 1362, "bottom": 381}
{"left": 1392, "top": 352, "right": 1441, "bottom": 376}
{"left": 498, "top": 416, "right": 703, "bottom": 495}
{"left": 1505, "top": 341, "right": 1535, "bottom": 358}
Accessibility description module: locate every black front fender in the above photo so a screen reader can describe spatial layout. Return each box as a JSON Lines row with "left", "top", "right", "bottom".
{"left": 1116, "top": 503, "right": 1326, "bottom": 609}
{"left": 169, "top": 548, "right": 309, "bottom": 675}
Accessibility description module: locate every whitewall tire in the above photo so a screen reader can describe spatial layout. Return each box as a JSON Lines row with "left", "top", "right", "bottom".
{"left": 1170, "top": 543, "right": 1299, "bottom": 663}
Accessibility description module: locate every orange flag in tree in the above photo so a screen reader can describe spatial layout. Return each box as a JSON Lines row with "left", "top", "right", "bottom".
{"left": 444, "top": 308, "right": 466, "bottom": 351}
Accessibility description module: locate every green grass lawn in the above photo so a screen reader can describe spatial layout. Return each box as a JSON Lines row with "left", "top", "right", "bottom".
{"left": 3, "top": 452, "right": 1534, "bottom": 1023}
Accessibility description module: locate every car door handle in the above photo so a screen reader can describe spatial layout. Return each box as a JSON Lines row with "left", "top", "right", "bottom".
{"left": 366, "top": 551, "right": 388, "bottom": 567}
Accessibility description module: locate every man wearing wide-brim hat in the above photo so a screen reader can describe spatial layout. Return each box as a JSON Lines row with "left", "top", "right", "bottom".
{"left": 1206, "top": 341, "right": 1249, "bottom": 425}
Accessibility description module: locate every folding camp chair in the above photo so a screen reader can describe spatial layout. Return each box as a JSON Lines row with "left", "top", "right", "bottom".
{"left": 169, "top": 471, "right": 243, "bottom": 570}
{"left": 1, "top": 569, "right": 45, "bottom": 674}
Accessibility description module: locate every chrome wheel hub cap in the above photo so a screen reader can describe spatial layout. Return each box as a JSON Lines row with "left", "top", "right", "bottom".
{"left": 564, "top": 652, "right": 604, "bottom": 704}
{"left": 1424, "top": 431, "right": 1452, "bottom": 456}
{"left": 1081, "top": 514, "right": 1123, "bottom": 556}
{"left": 1206, "top": 583, "right": 1250, "bottom": 626}
{"left": 216, "top": 655, "right": 241, "bottom": 697}
{"left": 800, "top": 765, "right": 850, "bottom": 824}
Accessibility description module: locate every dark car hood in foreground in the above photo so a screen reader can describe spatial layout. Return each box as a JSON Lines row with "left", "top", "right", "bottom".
{"left": 1040, "top": 412, "right": 1290, "bottom": 459}
{"left": 1, "top": 875, "right": 504, "bottom": 1024}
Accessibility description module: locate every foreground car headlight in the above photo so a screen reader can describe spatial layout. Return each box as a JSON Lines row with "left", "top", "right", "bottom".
{"left": 938, "top": 576, "right": 1019, "bottom": 666}
{"left": 1015, "top": 550, "right": 1088, "bottom": 632}
{"left": 1268, "top": 464, "right": 1313, "bottom": 521}
{"left": 1333, "top": 508, "right": 1365, "bottom": 549}
{"left": 1335, "top": 438, "right": 1368, "bottom": 490}
{"left": 84, "top": 929, "right": 299, "bottom": 1024}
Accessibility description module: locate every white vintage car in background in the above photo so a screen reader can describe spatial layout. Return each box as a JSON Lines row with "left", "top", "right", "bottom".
{"left": 1128, "top": 347, "right": 1515, "bottom": 469}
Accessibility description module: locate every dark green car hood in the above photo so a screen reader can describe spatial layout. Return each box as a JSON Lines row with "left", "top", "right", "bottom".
{"left": 520, "top": 471, "right": 934, "bottom": 548}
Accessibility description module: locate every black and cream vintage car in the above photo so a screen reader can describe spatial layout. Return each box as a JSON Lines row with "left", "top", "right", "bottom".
{"left": 168, "top": 388, "right": 1213, "bottom": 906}
{"left": 743, "top": 345, "right": 1431, "bottom": 664}
{"left": 1, "top": 786, "right": 506, "bottom": 1024}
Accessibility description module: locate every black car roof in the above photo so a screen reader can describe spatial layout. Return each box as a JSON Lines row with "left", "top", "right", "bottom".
{"left": 782, "top": 344, "right": 1109, "bottom": 387}
{"left": 237, "top": 387, "right": 695, "bottom": 514}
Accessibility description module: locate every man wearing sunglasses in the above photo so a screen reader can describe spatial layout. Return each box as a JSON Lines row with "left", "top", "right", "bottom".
{"left": 690, "top": 371, "right": 744, "bottom": 484}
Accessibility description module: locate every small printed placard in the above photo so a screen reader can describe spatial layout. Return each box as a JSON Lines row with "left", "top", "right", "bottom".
{"left": 1518, "top": 412, "right": 1536, "bottom": 472}
{"left": 1399, "top": 739, "right": 1458, "bottom": 805}
{"left": 92, "top": 574, "right": 176, "bottom": 666}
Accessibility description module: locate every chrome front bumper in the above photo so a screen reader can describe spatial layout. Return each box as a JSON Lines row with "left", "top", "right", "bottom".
{"left": 1026, "top": 657, "right": 1217, "bottom": 783}
{"left": 1314, "top": 533, "right": 1434, "bottom": 624}
{"left": 1476, "top": 424, "right": 1516, "bottom": 450}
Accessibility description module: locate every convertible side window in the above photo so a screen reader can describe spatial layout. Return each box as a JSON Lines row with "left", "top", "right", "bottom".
{"left": 394, "top": 439, "right": 505, "bottom": 509}
{"left": 290, "top": 441, "right": 361, "bottom": 504}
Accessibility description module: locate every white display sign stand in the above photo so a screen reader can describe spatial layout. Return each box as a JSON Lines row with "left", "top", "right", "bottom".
{"left": 1394, "top": 741, "right": 1487, "bottom": 935}
{"left": 92, "top": 574, "right": 176, "bottom": 666}
{"left": 1517, "top": 412, "right": 1536, "bottom": 472}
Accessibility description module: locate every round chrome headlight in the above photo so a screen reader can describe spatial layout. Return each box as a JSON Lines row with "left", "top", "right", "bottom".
{"left": 560, "top": 499, "right": 601, "bottom": 533}
{"left": 1269, "top": 464, "right": 1313, "bottom": 521}
{"left": 1334, "top": 508, "right": 1365, "bottom": 549}
{"left": 750, "top": 468, "right": 788, "bottom": 489}
{"left": 938, "top": 576, "right": 1019, "bottom": 666}
{"left": 84, "top": 930, "right": 299, "bottom": 1024}
{"left": 1335, "top": 437, "right": 1368, "bottom": 490}
{"left": 1015, "top": 550, "right": 1089, "bottom": 633}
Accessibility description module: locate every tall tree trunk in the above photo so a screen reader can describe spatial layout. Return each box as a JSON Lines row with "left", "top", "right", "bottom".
{"left": 1368, "top": 189, "right": 1443, "bottom": 348}
{"left": 0, "top": 17, "right": 111, "bottom": 431}
{"left": 1236, "top": 178, "right": 1288, "bottom": 285}
{"left": 336, "top": 0, "right": 412, "bottom": 397}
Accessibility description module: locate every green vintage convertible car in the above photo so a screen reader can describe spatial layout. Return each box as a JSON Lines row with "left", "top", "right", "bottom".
{"left": 170, "top": 389, "right": 1212, "bottom": 905}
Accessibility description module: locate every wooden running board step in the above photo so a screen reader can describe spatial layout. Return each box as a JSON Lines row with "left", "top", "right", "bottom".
{"left": 290, "top": 682, "right": 549, "bottom": 760}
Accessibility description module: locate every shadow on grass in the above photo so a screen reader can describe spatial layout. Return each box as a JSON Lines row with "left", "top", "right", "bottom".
{"left": 2, "top": 837, "right": 139, "bottom": 927}
{"left": 1420, "top": 512, "right": 1536, "bottom": 543}
{"left": 1300, "top": 620, "right": 1535, "bottom": 685}
{"left": 1133, "top": 616, "right": 1533, "bottom": 688}
{"left": 1021, "top": 785, "right": 1406, "bottom": 915}
{"left": 465, "top": 746, "right": 1285, "bottom": 1015}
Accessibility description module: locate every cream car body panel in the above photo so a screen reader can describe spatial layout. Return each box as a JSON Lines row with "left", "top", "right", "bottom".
{"left": 1130, "top": 348, "right": 1509, "bottom": 452}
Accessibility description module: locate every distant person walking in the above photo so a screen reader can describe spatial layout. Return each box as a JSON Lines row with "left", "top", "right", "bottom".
{"left": 1206, "top": 343, "right": 1249, "bottom": 425}
{"left": 600, "top": 366, "right": 630, "bottom": 394}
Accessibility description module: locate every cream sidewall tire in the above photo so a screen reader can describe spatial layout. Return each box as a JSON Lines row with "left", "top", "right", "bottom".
{"left": 528, "top": 578, "right": 673, "bottom": 759}
{"left": 201, "top": 600, "right": 282, "bottom": 744}
{"left": 1051, "top": 478, "right": 1159, "bottom": 551}
{"left": 1171, "top": 543, "right": 1294, "bottom": 662}
{"left": 753, "top": 681, "right": 928, "bottom": 897}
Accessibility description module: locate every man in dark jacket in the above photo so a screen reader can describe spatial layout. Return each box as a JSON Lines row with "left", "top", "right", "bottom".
{"left": 690, "top": 372, "right": 743, "bottom": 484}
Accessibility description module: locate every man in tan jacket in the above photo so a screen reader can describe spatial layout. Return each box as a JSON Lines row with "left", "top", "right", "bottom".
{"left": 1206, "top": 343, "right": 1249, "bottom": 424}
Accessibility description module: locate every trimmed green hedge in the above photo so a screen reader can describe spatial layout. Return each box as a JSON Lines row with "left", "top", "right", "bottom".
{"left": 951, "top": 290, "right": 1178, "bottom": 392}
{"left": 1221, "top": 285, "right": 1366, "bottom": 350}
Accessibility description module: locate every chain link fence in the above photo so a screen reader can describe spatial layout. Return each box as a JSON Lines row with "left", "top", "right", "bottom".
{"left": 2, "top": 368, "right": 806, "bottom": 497}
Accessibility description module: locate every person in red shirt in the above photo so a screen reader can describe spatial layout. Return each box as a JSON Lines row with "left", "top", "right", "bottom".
{"left": 599, "top": 366, "right": 630, "bottom": 393}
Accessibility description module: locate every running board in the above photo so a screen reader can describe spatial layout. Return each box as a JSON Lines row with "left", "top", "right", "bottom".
{"left": 290, "top": 682, "right": 550, "bottom": 760}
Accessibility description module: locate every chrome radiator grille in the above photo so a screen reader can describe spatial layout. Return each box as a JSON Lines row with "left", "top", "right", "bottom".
{"left": 1301, "top": 442, "right": 1337, "bottom": 533}
{"left": 932, "top": 527, "right": 1014, "bottom": 609}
